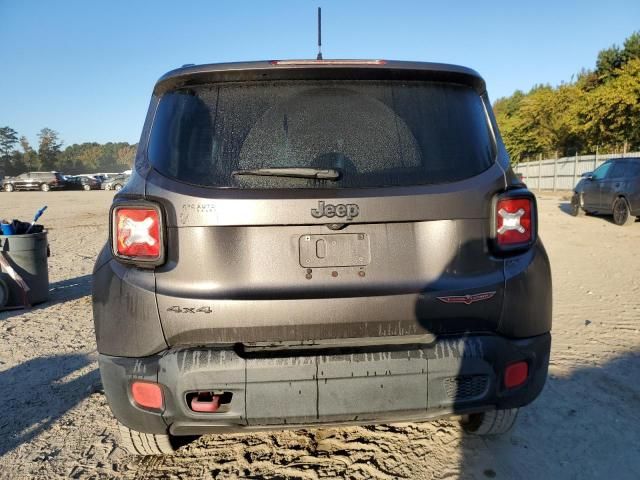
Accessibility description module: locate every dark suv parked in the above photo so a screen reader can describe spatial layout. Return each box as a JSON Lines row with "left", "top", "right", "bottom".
{"left": 92, "top": 60, "right": 552, "bottom": 456}
{"left": 64, "top": 175, "right": 101, "bottom": 191}
{"left": 2, "top": 171, "right": 65, "bottom": 192}
{"left": 571, "top": 158, "right": 640, "bottom": 225}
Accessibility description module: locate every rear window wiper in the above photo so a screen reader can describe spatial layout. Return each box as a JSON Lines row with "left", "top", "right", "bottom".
{"left": 232, "top": 167, "right": 340, "bottom": 180}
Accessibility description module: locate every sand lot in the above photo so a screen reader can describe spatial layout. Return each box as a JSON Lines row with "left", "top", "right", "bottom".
{"left": 0, "top": 190, "right": 638, "bottom": 479}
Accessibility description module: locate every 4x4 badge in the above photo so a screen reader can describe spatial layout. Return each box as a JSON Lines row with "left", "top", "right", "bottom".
{"left": 311, "top": 201, "right": 359, "bottom": 221}
{"left": 437, "top": 291, "right": 496, "bottom": 305}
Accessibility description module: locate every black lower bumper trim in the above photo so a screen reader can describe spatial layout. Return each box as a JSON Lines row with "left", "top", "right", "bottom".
{"left": 98, "top": 333, "right": 550, "bottom": 435}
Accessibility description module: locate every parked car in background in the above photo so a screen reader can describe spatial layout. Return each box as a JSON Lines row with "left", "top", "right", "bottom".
{"left": 93, "top": 174, "right": 109, "bottom": 184}
{"left": 101, "top": 173, "right": 130, "bottom": 191}
{"left": 2, "top": 171, "right": 66, "bottom": 192}
{"left": 95, "top": 172, "right": 120, "bottom": 180}
{"left": 93, "top": 60, "right": 552, "bottom": 456}
{"left": 64, "top": 175, "right": 101, "bottom": 191}
{"left": 571, "top": 157, "right": 640, "bottom": 225}
{"left": 77, "top": 174, "right": 107, "bottom": 188}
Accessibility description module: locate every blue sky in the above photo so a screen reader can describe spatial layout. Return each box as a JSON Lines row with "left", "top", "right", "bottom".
{"left": 1, "top": 0, "right": 638, "bottom": 147}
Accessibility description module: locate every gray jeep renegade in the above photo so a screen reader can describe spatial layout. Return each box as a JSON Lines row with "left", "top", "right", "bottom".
{"left": 92, "top": 60, "right": 552, "bottom": 456}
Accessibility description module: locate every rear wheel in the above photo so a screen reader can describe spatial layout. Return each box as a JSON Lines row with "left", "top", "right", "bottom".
{"left": 460, "top": 408, "right": 519, "bottom": 436}
{"left": 40, "top": 183, "right": 50, "bottom": 192}
{"left": 117, "top": 423, "right": 177, "bottom": 456}
{"left": 83, "top": 184, "right": 91, "bottom": 191}
{"left": 612, "top": 197, "right": 635, "bottom": 226}
{"left": 114, "top": 183, "right": 122, "bottom": 191}
{"left": 4, "top": 184, "right": 14, "bottom": 192}
{"left": 570, "top": 193, "right": 584, "bottom": 217}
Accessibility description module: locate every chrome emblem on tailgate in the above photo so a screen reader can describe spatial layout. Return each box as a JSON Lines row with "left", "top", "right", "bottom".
{"left": 311, "top": 201, "right": 359, "bottom": 221}
{"left": 437, "top": 292, "right": 496, "bottom": 305}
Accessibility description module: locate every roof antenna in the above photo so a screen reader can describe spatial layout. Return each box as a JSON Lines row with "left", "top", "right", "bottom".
{"left": 316, "top": 7, "right": 323, "bottom": 60}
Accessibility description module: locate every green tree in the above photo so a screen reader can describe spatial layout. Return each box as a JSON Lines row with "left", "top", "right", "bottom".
{"left": 495, "top": 85, "right": 584, "bottom": 160}
{"left": 577, "top": 58, "right": 640, "bottom": 151}
{"left": 0, "top": 126, "right": 19, "bottom": 175}
{"left": 0, "top": 126, "right": 18, "bottom": 158}
{"left": 494, "top": 31, "right": 640, "bottom": 161}
{"left": 622, "top": 32, "right": 640, "bottom": 62}
{"left": 116, "top": 144, "right": 136, "bottom": 167}
{"left": 37, "top": 128, "right": 63, "bottom": 170}
{"left": 595, "top": 32, "right": 640, "bottom": 82}
{"left": 56, "top": 141, "right": 137, "bottom": 173}
{"left": 20, "top": 136, "right": 38, "bottom": 170}
{"left": 596, "top": 45, "right": 625, "bottom": 80}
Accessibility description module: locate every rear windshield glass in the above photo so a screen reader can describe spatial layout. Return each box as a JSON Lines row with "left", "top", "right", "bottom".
{"left": 148, "top": 80, "right": 494, "bottom": 188}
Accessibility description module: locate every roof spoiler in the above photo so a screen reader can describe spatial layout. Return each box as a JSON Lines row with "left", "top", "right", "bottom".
{"left": 153, "top": 60, "right": 487, "bottom": 96}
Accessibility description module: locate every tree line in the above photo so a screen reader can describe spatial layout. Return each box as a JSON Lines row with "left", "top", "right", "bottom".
{"left": 493, "top": 32, "right": 640, "bottom": 163}
{"left": 0, "top": 127, "right": 136, "bottom": 177}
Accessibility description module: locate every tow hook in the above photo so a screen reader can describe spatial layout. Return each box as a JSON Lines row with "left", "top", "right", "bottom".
{"left": 188, "top": 391, "right": 222, "bottom": 413}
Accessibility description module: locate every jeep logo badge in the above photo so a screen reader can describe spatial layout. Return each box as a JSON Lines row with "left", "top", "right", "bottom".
{"left": 311, "top": 201, "right": 359, "bottom": 221}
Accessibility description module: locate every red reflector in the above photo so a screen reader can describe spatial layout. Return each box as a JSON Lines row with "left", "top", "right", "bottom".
{"left": 131, "top": 381, "right": 164, "bottom": 410}
{"left": 115, "top": 208, "right": 160, "bottom": 259}
{"left": 496, "top": 198, "right": 532, "bottom": 245}
{"left": 504, "top": 361, "right": 528, "bottom": 389}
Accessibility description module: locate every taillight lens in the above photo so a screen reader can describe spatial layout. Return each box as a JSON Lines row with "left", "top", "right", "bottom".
{"left": 113, "top": 206, "right": 162, "bottom": 261}
{"left": 496, "top": 197, "right": 533, "bottom": 247}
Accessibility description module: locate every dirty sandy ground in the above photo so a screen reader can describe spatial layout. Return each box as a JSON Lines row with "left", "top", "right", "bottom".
{"left": 0, "top": 190, "right": 638, "bottom": 480}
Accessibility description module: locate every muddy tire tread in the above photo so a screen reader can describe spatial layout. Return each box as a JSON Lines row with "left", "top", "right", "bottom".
{"left": 118, "top": 423, "right": 175, "bottom": 456}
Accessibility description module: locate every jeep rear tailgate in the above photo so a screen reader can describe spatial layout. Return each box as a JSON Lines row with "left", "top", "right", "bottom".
{"left": 148, "top": 166, "right": 506, "bottom": 346}
{"left": 145, "top": 74, "right": 507, "bottom": 346}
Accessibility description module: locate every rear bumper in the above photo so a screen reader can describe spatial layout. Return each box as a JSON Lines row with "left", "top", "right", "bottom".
{"left": 99, "top": 333, "right": 550, "bottom": 436}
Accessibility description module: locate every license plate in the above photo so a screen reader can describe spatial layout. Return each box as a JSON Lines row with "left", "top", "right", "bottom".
{"left": 299, "top": 233, "right": 371, "bottom": 267}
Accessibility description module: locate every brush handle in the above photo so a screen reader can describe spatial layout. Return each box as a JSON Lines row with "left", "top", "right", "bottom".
{"left": 33, "top": 206, "right": 48, "bottom": 223}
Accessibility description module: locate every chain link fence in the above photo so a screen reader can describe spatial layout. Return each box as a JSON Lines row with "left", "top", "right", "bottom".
{"left": 512, "top": 151, "right": 640, "bottom": 191}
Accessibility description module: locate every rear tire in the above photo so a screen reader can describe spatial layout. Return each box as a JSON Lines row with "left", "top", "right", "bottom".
{"left": 612, "top": 197, "right": 635, "bottom": 226}
{"left": 4, "top": 184, "right": 14, "bottom": 192}
{"left": 117, "top": 423, "right": 176, "bottom": 456}
{"left": 460, "top": 408, "right": 519, "bottom": 436}
{"left": 570, "top": 194, "right": 584, "bottom": 217}
{"left": 83, "top": 184, "right": 91, "bottom": 191}
{"left": 114, "top": 183, "right": 122, "bottom": 191}
{"left": 40, "top": 183, "right": 50, "bottom": 192}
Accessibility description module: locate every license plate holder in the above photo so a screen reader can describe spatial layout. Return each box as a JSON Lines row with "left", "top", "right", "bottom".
{"left": 299, "top": 233, "right": 371, "bottom": 268}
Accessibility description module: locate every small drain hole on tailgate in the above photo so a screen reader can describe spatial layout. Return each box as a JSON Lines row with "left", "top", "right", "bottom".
{"left": 186, "top": 391, "right": 233, "bottom": 413}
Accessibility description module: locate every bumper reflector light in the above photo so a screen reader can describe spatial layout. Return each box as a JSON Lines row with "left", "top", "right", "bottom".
{"left": 131, "top": 381, "right": 164, "bottom": 410}
{"left": 504, "top": 361, "right": 528, "bottom": 389}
